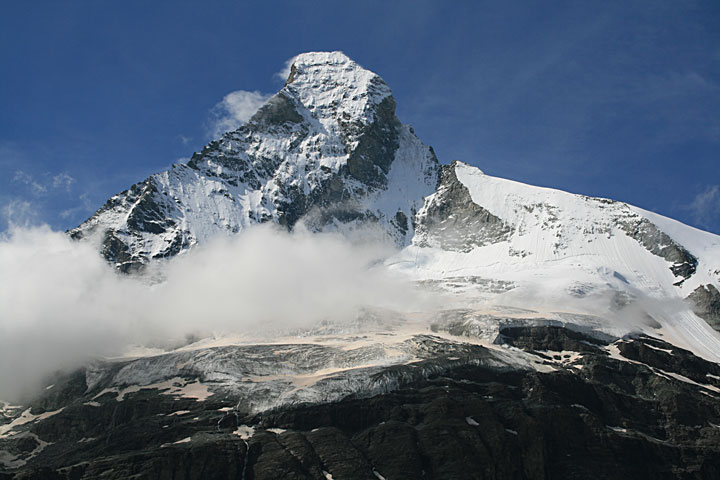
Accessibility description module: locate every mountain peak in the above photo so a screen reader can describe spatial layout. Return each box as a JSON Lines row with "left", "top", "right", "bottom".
{"left": 282, "top": 51, "right": 392, "bottom": 134}
{"left": 288, "top": 51, "right": 355, "bottom": 72}
{"left": 70, "top": 52, "right": 439, "bottom": 270}
{"left": 284, "top": 51, "right": 374, "bottom": 86}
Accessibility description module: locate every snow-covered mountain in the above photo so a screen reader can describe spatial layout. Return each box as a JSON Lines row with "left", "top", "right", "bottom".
{"left": 69, "top": 52, "right": 439, "bottom": 272}
{"left": 5, "top": 50, "right": 720, "bottom": 479}
{"left": 402, "top": 160, "right": 720, "bottom": 359}
{"left": 69, "top": 51, "right": 720, "bottom": 349}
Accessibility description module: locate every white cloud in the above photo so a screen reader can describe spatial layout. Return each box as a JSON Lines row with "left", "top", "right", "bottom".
{"left": 1, "top": 199, "right": 39, "bottom": 228}
{"left": 274, "top": 55, "right": 298, "bottom": 83}
{"left": 59, "top": 193, "right": 94, "bottom": 220}
{"left": 0, "top": 224, "right": 440, "bottom": 402}
{"left": 209, "top": 90, "right": 272, "bottom": 138}
{"left": 13, "top": 170, "right": 75, "bottom": 195}
{"left": 688, "top": 185, "right": 720, "bottom": 228}
{"left": 52, "top": 172, "right": 75, "bottom": 191}
{"left": 13, "top": 170, "right": 47, "bottom": 194}
{"left": 58, "top": 209, "right": 74, "bottom": 220}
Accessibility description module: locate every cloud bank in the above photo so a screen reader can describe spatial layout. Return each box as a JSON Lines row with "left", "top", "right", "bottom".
{"left": 0, "top": 224, "right": 433, "bottom": 402}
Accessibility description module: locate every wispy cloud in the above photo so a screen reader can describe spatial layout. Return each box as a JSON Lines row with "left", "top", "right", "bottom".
{"left": 52, "top": 172, "right": 75, "bottom": 191}
{"left": 206, "top": 55, "right": 300, "bottom": 138}
{"left": 687, "top": 185, "right": 720, "bottom": 229}
{"left": 59, "top": 193, "right": 94, "bottom": 221}
{"left": 208, "top": 90, "right": 272, "bottom": 138}
{"left": 13, "top": 170, "right": 76, "bottom": 195}
{"left": 0, "top": 224, "right": 440, "bottom": 401}
{"left": 13, "top": 170, "right": 47, "bottom": 194}
{"left": 274, "top": 55, "right": 298, "bottom": 83}
{"left": 1, "top": 199, "right": 39, "bottom": 228}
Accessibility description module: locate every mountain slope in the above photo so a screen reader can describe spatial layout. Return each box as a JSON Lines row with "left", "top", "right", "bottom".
{"left": 396, "top": 160, "right": 720, "bottom": 358}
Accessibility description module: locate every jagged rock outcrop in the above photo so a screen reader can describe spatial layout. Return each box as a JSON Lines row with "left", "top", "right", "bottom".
{"left": 619, "top": 218, "right": 698, "bottom": 284}
{"left": 414, "top": 162, "right": 512, "bottom": 252}
{"left": 687, "top": 284, "right": 720, "bottom": 331}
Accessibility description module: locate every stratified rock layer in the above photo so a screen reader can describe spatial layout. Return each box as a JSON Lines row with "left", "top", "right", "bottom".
{"left": 4, "top": 326, "right": 720, "bottom": 479}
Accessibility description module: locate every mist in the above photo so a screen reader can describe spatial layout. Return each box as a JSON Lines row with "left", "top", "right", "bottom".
{"left": 487, "top": 272, "right": 694, "bottom": 338}
{"left": 0, "top": 224, "right": 435, "bottom": 402}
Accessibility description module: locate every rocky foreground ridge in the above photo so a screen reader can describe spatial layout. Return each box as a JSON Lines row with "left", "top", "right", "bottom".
{"left": 3, "top": 324, "right": 720, "bottom": 479}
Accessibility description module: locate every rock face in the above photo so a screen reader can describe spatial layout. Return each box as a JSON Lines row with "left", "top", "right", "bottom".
{"left": 4, "top": 325, "right": 720, "bottom": 479}
{"left": 687, "top": 284, "right": 720, "bottom": 330}
{"left": 414, "top": 162, "right": 512, "bottom": 252}
{"left": 619, "top": 218, "right": 698, "bottom": 284}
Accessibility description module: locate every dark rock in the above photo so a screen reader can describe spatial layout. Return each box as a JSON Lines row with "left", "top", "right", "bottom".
{"left": 687, "top": 284, "right": 720, "bottom": 332}
{"left": 249, "top": 92, "right": 304, "bottom": 128}
{"left": 619, "top": 218, "right": 698, "bottom": 284}
{"left": 415, "top": 162, "right": 512, "bottom": 252}
{"left": 6, "top": 327, "right": 720, "bottom": 479}
{"left": 615, "top": 334, "right": 720, "bottom": 386}
{"left": 345, "top": 95, "right": 400, "bottom": 189}
{"left": 494, "top": 325, "right": 614, "bottom": 353}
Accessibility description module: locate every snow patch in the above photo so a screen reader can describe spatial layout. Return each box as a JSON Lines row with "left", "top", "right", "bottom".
{"left": 0, "top": 408, "right": 64, "bottom": 439}
{"left": 234, "top": 425, "right": 255, "bottom": 440}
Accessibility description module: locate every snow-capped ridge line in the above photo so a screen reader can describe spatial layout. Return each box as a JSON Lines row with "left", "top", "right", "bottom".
{"left": 452, "top": 160, "right": 717, "bottom": 287}
{"left": 396, "top": 159, "right": 720, "bottom": 360}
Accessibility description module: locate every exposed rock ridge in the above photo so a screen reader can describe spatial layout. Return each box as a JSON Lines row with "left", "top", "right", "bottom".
{"left": 414, "top": 161, "right": 512, "bottom": 252}
{"left": 687, "top": 284, "right": 720, "bottom": 331}
{"left": 618, "top": 217, "right": 698, "bottom": 284}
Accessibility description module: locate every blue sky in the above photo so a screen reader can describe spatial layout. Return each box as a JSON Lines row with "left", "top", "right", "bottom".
{"left": 1, "top": 0, "right": 719, "bottom": 234}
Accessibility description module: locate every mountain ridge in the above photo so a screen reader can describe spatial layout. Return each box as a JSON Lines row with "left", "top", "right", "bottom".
{"left": 67, "top": 52, "right": 720, "bottom": 347}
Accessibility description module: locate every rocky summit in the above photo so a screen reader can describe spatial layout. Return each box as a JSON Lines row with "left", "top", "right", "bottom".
{"left": 3, "top": 52, "right": 720, "bottom": 479}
